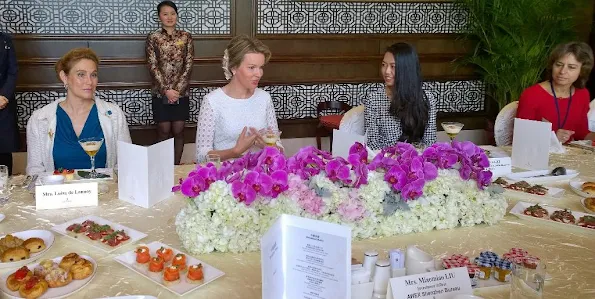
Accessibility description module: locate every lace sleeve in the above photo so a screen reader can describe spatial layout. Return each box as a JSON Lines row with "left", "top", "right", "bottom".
{"left": 195, "top": 96, "right": 216, "bottom": 163}
{"left": 422, "top": 93, "right": 437, "bottom": 145}
{"left": 265, "top": 95, "right": 284, "bottom": 149}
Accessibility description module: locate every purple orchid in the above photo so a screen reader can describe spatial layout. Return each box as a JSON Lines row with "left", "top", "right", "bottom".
{"left": 270, "top": 170, "right": 289, "bottom": 198}
{"left": 384, "top": 166, "right": 407, "bottom": 191}
{"left": 401, "top": 178, "right": 425, "bottom": 201}
{"left": 325, "top": 159, "right": 352, "bottom": 184}
{"left": 244, "top": 171, "right": 273, "bottom": 196}
{"left": 231, "top": 180, "right": 257, "bottom": 205}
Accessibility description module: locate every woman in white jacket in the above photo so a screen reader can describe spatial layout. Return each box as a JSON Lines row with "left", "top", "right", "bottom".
{"left": 26, "top": 48, "right": 131, "bottom": 175}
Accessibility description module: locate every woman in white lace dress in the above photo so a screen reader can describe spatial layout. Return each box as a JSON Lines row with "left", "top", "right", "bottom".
{"left": 195, "top": 35, "right": 282, "bottom": 163}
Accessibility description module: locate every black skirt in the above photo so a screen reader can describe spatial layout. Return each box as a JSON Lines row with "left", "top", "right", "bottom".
{"left": 152, "top": 96, "right": 190, "bottom": 122}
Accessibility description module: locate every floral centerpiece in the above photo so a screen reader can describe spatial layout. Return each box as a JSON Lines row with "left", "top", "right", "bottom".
{"left": 174, "top": 141, "right": 507, "bottom": 254}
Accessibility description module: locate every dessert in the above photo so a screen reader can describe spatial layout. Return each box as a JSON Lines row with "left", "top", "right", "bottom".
{"left": 172, "top": 253, "right": 187, "bottom": 272}
{"left": 0, "top": 234, "right": 25, "bottom": 248}
{"left": 148, "top": 256, "right": 165, "bottom": 278}
{"left": 157, "top": 247, "right": 174, "bottom": 262}
{"left": 58, "top": 253, "right": 80, "bottom": 271}
{"left": 54, "top": 168, "right": 75, "bottom": 181}
{"left": 523, "top": 204, "right": 549, "bottom": 219}
{"left": 70, "top": 257, "right": 94, "bottom": 280}
{"left": 1, "top": 246, "right": 30, "bottom": 262}
{"left": 6, "top": 266, "right": 33, "bottom": 291}
{"left": 163, "top": 265, "right": 181, "bottom": 286}
{"left": 585, "top": 198, "right": 595, "bottom": 212}
{"left": 582, "top": 182, "right": 595, "bottom": 195}
{"left": 23, "top": 238, "right": 46, "bottom": 253}
{"left": 550, "top": 209, "right": 576, "bottom": 224}
{"left": 18, "top": 275, "right": 49, "bottom": 299}
{"left": 577, "top": 215, "right": 595, "bottom": 229}
{"left": 34, "top": 259, "right": 72, "bottom": 288}
{"left": 187, "top": 264, "right": 204, "bottom": 284}
{"left": 135, "top": 246, "right": 151, "bottom": 268}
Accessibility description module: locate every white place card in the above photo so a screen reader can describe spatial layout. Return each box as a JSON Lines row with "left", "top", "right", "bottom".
{"left": 332, "top": 129, "right": 366, "bottom": 159}
{"left": 261, "top": 214, "right": 351, "bottom": 299}
{"left": 386, "top": 267, "right": 472, "bottom": 299}
{"left": 35, "top": 182, "right": 98, "bottom": 210}
{"left": 480, "top": 146, "right": 512, "bottom": 177}
{"left": 117, "top": 138, "right": 174, "bottom": 209}
{"left": 511, "top": 118, "right": 551, "bottom": 170}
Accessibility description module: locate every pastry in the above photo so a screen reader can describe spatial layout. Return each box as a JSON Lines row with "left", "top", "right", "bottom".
{"left": 581, "top": 182, "right": 595, "bottom": 189}
{"left": 43, "top": 265, "right": 72, "bottom": 288}
{"left": 156, "top": 247, "right": 173, "bottom": 262}
{"left": 1, "top": 246, "right": 30, "bottom": 262}
{"left": 163, "top": 265, "right": 181, "bottom": 286}
{"left": 582, "top": 185, "right": 595, "bottom": 195}
{"left": 0, "top": 234, "right": 25, "bottom": 248}
{"left": 6, "top": 266, "right": 33, "bottom": 291}
{"left": 523, "top": 204, "right": 549, "bottom": 219}
{"left": 186, "top": 264, "right": 204, "bottom": 284}
{"left": 23, "top": 238, "right": 46, "bottom": 253}
{"left": 70, "top": 257, "right": 94, "bottom": 280}
{"left": 172, "top": 253, "right": 187, "bottom": 272}
{"left": 585, "top": 198, "right": 595, "bottom": 212}
{"left": 550, "top": 209, "right": 576, "bottom": 224}
{"left": 0, "top": 244, "right": 7, "bottom": 256}
{"left": 59, "top": 253, "right": 80, "bottom": 271}
{"left": 18, "top": 276, "right": 48, "bottom": 299}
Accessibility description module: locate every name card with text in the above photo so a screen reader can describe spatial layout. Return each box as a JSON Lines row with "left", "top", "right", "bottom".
{"left": 386, "top": 267, "right": 472, "bottom": 299}
{"left": 481, "top": 146, "right": 512, "bottom": 177}
{"left": 36, "top": 182, "right": 98, "bottom": 210}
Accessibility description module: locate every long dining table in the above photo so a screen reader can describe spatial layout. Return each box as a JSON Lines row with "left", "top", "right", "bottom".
{"left": 1, "top": 146, "right": 594, "bottom": 299}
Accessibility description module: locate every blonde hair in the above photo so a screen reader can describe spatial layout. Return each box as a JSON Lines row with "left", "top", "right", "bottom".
{"left": 55, "top": 48, "right": 100, "bottom": 80}
{"left": 222, "top": 35, "right": 271, "bottom": 80}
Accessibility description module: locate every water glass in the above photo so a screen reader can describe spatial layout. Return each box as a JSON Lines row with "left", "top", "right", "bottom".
{"left": 206, "top": 154, "right": 221, "bottom": 167}
{"left": 510, "top": 261, "right": 546, "bottom": 299}
{"left": 0, "top": 165, "right": 9, "bottom": 201}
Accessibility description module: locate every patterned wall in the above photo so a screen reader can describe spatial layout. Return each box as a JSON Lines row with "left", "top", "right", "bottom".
{"left": 14, "top": 81, "right": 485, "bottom": 129}
{"left": 0, "top": 0, "right": 231, "bottom": 35}
{"left": 257, "top": 0, "right": 468, "bottom": 34}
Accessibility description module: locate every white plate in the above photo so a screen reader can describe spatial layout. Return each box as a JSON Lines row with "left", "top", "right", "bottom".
{"left": 569, "top": 180, "right": 592, "bottom": 198}
{"left": 581, "top": 198, "right": 595, "bottom": 215}
{"left": 505, "top": 169, "right": 579, "bottom": 184}
{"left": 0, "top": 230, "right": 55, "bottom": 269}
{"left": 0, "top": 213, "right": 5, "bottom": 223}
{"left": 0, "top": 254, "right": 97, "bottom": 299}
{"left": 114, "top": 241, "right": 225, "bottom": 297}
{"left": 509, "top": 201, "right": 595, "bottom": 233}
{"left": 51, "top": 215, "right": 147, "bottom": 253}
{"left": 36, "top": 168, "right": 113, "bottom": 184}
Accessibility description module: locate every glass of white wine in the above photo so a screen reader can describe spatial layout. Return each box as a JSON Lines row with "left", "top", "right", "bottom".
{"left": 259, "top": 128, "right": 282, "bottom": 147}
{"left": 441, "top": 122, "right": 464, "bottom": 142}
{"left": 78, "top": 137, "right": 104, "bottom": 178}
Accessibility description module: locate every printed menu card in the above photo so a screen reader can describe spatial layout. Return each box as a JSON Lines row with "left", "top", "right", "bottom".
{"left": 261, "top": 214, "right": 351, "bottom": 299}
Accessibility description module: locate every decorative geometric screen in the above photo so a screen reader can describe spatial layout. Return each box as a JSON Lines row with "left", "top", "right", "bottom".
{"left": 15, "top": 81, "right": 484, "bottom": 129}
{"left": 0, "top": 0, "right": 231, "bottom": 35}
{"left": 257, "top": 0, "right": 468, "bottom": 34}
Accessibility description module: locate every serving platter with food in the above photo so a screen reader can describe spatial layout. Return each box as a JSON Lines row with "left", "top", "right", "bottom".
{"left": 114, "top": 241, "right": 224, "bottom": 297}
{"left": 510, "top": 201, "right": 595, "bottom": 232}
{"left": 493, "top": 177, "right": 564, "bottom": 202}
{"left": 51, "top": 215, "right": 147, "bottom": 253}
{"left": 0, "top": 253, "right": 97, "bottom": 299}
{"left": 569, "top": 179, "right": 595, "bottom": 198}
{"left": 0, "top": 230, "right": 54, "bottom": 269}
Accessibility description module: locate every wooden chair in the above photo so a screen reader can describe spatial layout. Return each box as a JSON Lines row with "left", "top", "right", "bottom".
{"left": 316, "top": 101, "right": 353, "bottom": 151}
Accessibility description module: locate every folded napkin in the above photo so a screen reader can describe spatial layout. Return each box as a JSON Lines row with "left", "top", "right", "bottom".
{"left": 549, "top": 131, "right": 566, "bottom": 154}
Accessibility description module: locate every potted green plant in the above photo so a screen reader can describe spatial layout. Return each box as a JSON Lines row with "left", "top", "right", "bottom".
{"left": 456, "top": 0, "right": 588, "bottom": 111}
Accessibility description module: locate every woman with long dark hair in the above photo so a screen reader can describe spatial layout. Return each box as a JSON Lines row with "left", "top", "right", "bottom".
{"left": 364, "top": 42, "right": 436, "bottom": 150}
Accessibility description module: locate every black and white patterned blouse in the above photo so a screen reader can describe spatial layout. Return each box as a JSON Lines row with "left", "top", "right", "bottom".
{"left": 364, "top": 88, "right": 437, "bottom": 150}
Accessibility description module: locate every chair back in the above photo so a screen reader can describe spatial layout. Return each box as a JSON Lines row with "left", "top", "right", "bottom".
{"left": 317, "top": 101, "right": 352, "bottom": 116}
{"left": 588, "top": 99, "right": 595, "bottom": 132}
{"left": 339, "top": 105, "right": 365, "bottom": 135}
{"left": 494, "top": 101, "right": 519, "bottom": 146}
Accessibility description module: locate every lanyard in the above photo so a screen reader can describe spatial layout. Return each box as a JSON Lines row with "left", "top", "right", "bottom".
{"left": 550, "top": 80, "right": 572, "bottom": 130}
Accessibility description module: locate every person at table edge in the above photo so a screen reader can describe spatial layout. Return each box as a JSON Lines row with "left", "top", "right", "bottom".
{"left": 517, "top": 41, "right": 595, "bottom": 143}
{"left": 364, "top": 42, "right": 437, "bottom": 150}
{"left": 26, "top": 48, "right": 131, "bottom": 175}
{"left": 195, "top": 35, "right": 282, "bottom": 163}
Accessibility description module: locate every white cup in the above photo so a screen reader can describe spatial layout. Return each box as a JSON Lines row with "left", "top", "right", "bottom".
{"left": 363, "top": 250, "right": 379, "bottom": 279}
{"left": 405, "top": 245, "right": 436, "bottom": 275}
{"left": 372, "top": 259, "right": 391, "bottom": 299}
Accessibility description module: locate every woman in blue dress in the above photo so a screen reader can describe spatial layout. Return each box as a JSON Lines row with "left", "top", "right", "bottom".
{"left": 26, "top": 48, "right": 131, "bottom": 175}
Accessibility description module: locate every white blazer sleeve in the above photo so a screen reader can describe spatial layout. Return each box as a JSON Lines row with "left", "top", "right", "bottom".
{"left": 25, "top": 114, "right": 46, "bottom": 175}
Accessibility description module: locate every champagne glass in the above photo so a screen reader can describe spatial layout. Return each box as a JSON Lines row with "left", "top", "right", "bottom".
{"left": 259, "top": 128, "right": 282, "bottom": 147}
{"left": 78, "top": 137, "right": 104, "bottom": 178}
{"left": 441, "top": 122, "right": 464, "bottom": 142}
{"left": 206, "top": 154, "right": 221, "bottom": 168}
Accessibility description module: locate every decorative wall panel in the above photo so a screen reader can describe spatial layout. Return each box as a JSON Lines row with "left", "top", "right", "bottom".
{"left": 15, "top": 81, "right": 484, "bottom": 129}
{"left": 257, "top": 0, "right": 467, "bottom": 34}
{"left": 0, "top": 0, "right": 231, "bottom": 35}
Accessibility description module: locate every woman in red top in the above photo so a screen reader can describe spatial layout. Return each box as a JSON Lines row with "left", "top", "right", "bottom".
{"left": 517, "top": 42, "right": 595, "bottom": 143}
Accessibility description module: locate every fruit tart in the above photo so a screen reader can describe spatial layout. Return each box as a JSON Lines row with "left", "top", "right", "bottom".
{"left": 523, "top": 204, "right": 549, "bottom": 219}
{"left": 6, "top": 266, "right": 33, "bottom": 291}
{"left": 550, "top": 209, "right": 576, "bottom": 224}
{"left": 18, "top": 275, "right": 49, "bottom": 299}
